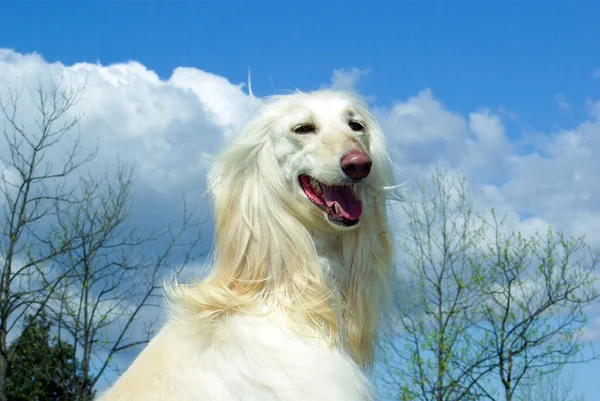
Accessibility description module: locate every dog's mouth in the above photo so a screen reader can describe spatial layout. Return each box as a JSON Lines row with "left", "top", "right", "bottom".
{"left": 299, "top": 175, "right": 362, "bottom": 227}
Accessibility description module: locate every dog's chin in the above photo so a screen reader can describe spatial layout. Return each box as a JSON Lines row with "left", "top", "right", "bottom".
{"left": 298, "top": 175, "right": 362, "bottom": 230}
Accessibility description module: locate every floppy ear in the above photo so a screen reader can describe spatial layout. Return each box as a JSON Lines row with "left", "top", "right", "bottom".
{"left": 168, "top": 115, "right": 340, "bottom": 340}
{"left": 340, "top": 109, "right": 396, "bottom": 369}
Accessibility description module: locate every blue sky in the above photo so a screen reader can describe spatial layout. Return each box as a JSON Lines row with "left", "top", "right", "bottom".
{"left": 2, "top": 0, "right": 600, "bottom": 399}
{"left": 3, "top": 0, "right": 600, "bottom": 129}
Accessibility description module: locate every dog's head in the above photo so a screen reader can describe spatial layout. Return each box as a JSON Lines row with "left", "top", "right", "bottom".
{"left": 262, "top": 90, "right": 392, "bottom": 232}
{"left": 174, "top": 90, "right": 395, "bottom": 368}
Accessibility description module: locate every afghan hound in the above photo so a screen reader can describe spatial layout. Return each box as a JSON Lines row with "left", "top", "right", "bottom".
{"left": 98, "top": 89, "right": 397, "bottom": 401}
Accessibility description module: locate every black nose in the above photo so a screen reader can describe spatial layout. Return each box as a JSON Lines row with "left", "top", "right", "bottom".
{"left": 340, "top": 150, "right": 372, "bottom": 180}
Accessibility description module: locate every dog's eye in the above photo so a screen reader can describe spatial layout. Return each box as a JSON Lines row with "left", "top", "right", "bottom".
{"left": 349, "top": 121, "right": 364, "bottom": 132}
{"left": 293, "top": 124, "right": 316, "bottom": 134}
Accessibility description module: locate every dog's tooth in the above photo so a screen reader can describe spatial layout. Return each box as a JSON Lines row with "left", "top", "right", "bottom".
{"left": 310, "top": 178, "right": 323, "bottom": 194}
{"left": 333, "top": 204, "right": 340, "bottom": 214}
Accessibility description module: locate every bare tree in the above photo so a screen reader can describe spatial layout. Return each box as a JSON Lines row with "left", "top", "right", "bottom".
{"left": 379, "top": 167, "right": 494, "bottom": 401}
{"left": 474, "top": 214, "right": 599, "bottom": 401}
{"left": 48, "top": 165, "right": 203, "bottom": 399}
{"left": 516, "top": 366, "right": 584, "bottom": 401}
{"left": 0, "top": 77, "right": 94, "bottom": 401}
{"left": 379, "top": 167, "right": 599, "bottom": 401}
{"left": 1, "top": 77, "right": 204, "bottom": 400}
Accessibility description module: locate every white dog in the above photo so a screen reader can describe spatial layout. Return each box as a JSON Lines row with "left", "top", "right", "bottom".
{"left": 98, "top": 90, "right": 396, "bottom": 401}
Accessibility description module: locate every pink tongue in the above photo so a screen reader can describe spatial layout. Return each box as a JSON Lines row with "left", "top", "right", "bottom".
{"left": 321, "top": 185, "right": 362, "bottom": 220}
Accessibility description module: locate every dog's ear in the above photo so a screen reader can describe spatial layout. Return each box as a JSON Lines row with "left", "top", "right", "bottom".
{"left": 340, "top": 110, "right": 396, "bottom": 369}
{"left": 169, "top": 113, "right": 340, "bottom": 342}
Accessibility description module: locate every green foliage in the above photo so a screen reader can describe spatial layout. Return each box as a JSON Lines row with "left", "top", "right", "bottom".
{"left": 6, "top": 314, "right": 94, "bottom": 401}
{"left": 472, "top": 212, "right": 599, "bottom": 400}
{"left": 379, "top": 166, "right": 599, "bottom": 401}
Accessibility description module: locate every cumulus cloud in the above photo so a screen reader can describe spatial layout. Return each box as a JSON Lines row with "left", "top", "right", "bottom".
{"left": 374, "top": 89, "right": 469, "bottom": 169}
{"left": 496, "top": 107, "right": 600, "bottom": 245}
{"left": 2, "top": 48, "right": 600, "bottom": 387}
{"left": 0, "top": 49, "right": 261, "bottom": 239}
{"left": 371, "top": 86, "right": 600, "bottom": 248}
{"left": 0, "top": 50, "right": 257, "bottom": 387}
{"left": 2, "top": 47, "right": 599, "bottom": 289}
{"left": 8, "top": 48, "right": 597, "bottom": 251}
{"left": 329, "top": 67, "right": 370, "bottom": 91}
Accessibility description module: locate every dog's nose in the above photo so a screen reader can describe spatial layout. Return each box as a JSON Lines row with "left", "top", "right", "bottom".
{"left": 340, "top": 150, "right": 372, "bottom": 180}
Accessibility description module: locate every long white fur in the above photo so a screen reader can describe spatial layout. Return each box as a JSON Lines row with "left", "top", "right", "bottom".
{"left": 98, "top": 90, "right": 397, "bottom": 401}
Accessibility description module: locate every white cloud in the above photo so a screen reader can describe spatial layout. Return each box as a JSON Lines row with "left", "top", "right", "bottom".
{"left": 2, "top": 48, "right": 600, "bottom": 387}
{"left": 581, "top": 315, "right": 600, "bottom": 342}
{"left": 371, "top": 87, "right": 600, "bottom": 248}
{"left": 0, "top": 48, "right": 260, "bottom": 231}
{"left": 329, "top": 67, "right": 370, "bottom": 91}
{"left": 465, "top": 109, "right": 513, "bottom": 182}
{"left": 496, "top": 112, "right": 600, "bottom": 245}
{"left": 2, "top": 47, "right": 598, "bottom": 282}
{"left": 0, "top": 49, "right": 254, "bottom": 370}
{"left": 0, "top": 160, "right": 19, "bottom": 191}
{"left": 374, "top": 89, "right": 469, "bottom": 171}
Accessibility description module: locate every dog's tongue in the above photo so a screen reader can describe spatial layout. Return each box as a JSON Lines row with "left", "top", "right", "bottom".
{"left": 321, "top": 185, "right": 362, "bottom": 220}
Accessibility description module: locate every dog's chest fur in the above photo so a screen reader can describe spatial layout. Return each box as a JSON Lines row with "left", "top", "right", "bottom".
{"left": 98, "top": 312, "right": 373, "bottom": 401}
